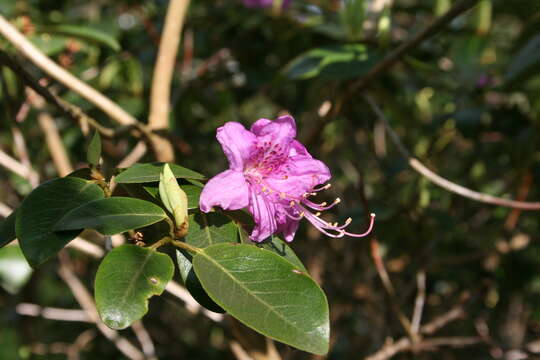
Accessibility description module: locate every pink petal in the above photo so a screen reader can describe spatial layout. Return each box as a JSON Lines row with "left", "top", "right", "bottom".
{"left": 216, "top": 122, "right": 256, "bottom": 171}
{"left": 266, "top": 157, "right": 331, "bottom": 199}
{"left": 248, "top": 190, "right": 278, "bottom": 242}
{"left": 200, "top": 170, "right": 250, "bottom": 212}
{"left": 277, "top": 216, "right": 299, "bottom": 242}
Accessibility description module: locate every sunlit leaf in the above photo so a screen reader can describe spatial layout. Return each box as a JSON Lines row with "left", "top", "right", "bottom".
{"left": 95, "top": 245, "right": 174, "bottom": 329}
{"left": 16, "top": 177, "right": 104, "bottom": 267}
{"left": 115, "top": 163, "right": 205, "bottom": 183}
{"left": 55, "top": 197, "right": 168, "bottom": 235}
{"left": 193, "top": 243, "right": 329, "bottom": 355}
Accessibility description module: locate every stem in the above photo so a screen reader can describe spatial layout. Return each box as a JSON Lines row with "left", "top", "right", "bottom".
{"left": 364, "top": 94, "right": 540, "bottom": 211}
{"left": 147, "top": 236, "right": 200, "bottom": 254}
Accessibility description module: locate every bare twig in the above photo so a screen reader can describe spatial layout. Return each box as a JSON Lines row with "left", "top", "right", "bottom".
{"left": 16, "top": 303, "right": 90, "bottom": 322}
{"left": 364, "top": 95, "right": 540, "bottom": 210}
{"left": 0, "top": 14, "right": 137, "bottom": 126}
{"left": 148, "top": 0, "right": 192, "bottom": 162}
{"left": 366, "top": 305, "right": 471, "bottom": 360}
{"left": 351, "top": 0, "right": 479, "bottom": 92}
{"left": 11, "top": 125, "right": 39, "bottom": 187}
{"left": 0, "top": 51, "right": 146, "bottom": 139}
{"left": 411, "top": 270, "right": 426, "bottom": 335}
{"left": 0, "top": 147, "right": 39, "bottom": 180}
{"left": 370, "top": 237, "right": 418, "bottom": 342}
{"left": 37, "top": 113, "right": 73, "bottom": 176}
{"left": 116, "top": 141, "right": 148, "bottom": 169}
{"left": 131, "top": 321, "right": 157, "bottom": 360}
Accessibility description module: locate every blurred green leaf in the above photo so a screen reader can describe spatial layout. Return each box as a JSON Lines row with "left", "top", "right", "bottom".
{"left": 95, "top": 245, "right": 173, "bottom": 329}
{"left": 340, "top": 0, "right": 365, "bottom": 41}
{"left": 0, "top": 245, "right": 32, "bottom": 294}
{"left": 39, "top": 24, "right": 121, "bottom": 51}
{"left": 0, "top": 211, "right": 16, "bottom": 248}
{"left": 506, "top": 34, "right": 540, "bottom": 85}
{"left": 193, "top": 243, "right": 329, "bottom": 355}
{"left": 16, "top": 177, "right": 104, "bottom": 267}
{"left": 55, "top": 197, "right": 168, "bottom": 235}
{"left": 86, "top": 131, "right": 102, "bottom": 166}
{"left": 283, "top": 44, "right": 376, "bottom": 80}
{"left": 115, "top": 163, "right": 205, "bottom": 183}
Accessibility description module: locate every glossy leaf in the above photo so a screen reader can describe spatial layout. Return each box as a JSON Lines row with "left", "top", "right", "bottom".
{"left": 115, "top": 163, "right": 204, "bottom": 183}
{"left": 0, "top": 245, "right": 33, "bottom": 294}
{"left": 16, "top": 177, "right": 104, "bottom": 267}
{"left": 95, "top": 245, "right": 174, "bottom": 329}
{"left": 260, "top": 236, "right": 308, "bottom": 273}
{"left": 54, "top": 197, "right": 168, "bottom": 235}
{"left": 193, "top": 243, "right": 329, "bottom": 355}
{"left": 39, "top": 24, "right": 121, "bottom": 51}
{"left": 181, "top": 185, "right": 202, "bottom": 209}
{"left": 159, "top": 164, "right": 188, "bottom": 228}
{"left": 0, "top": 211, "right": 16, "bottom": 249}
{"left": 176, "top": 250, "right": 225, "bottom": 313}
{"left": 184, "top": 212, "right": 238, "bottom": 248}
{"left": 283, "top": 44, "right": 376, "bottom": 80}
{"left": 86, "top": 131, "right": 102, "bottom": 166}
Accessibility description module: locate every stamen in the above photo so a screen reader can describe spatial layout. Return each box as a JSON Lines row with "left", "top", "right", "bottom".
{"left": 313, "top": 183, "right": 332, "bottom": 192}
{"left": 342, "top": 213, "right": 376, "bottom": 238}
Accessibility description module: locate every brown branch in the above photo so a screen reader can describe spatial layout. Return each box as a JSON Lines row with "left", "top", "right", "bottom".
{"left": 0, "top": 51, "right": 147, "bottom": 139}
{"left": 370, "top": 237, "right": 418, "bottom": 343}
{"left": 351, "top": 0, "right": 480, "bottom": 92}
{"left": 0, "top": 14, "right": 137, "bottom": 126}
{"left": 411, "top": 270, "right": 426, "bottom": 335}
{"left": 147, "top": 0, "right": 191, "bottom": 162}
{"left": 365, "top": 304, "right": 470, "bottom": 360}
{"left": 364, "top": 94, "right": 540, "bottom": 210}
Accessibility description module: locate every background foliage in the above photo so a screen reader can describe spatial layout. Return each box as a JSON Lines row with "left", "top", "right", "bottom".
{"left": 1, "top": 0, "right": 540, "bottom": 359}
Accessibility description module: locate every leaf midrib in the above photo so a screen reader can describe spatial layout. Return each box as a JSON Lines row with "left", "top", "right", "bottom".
{"left": 117, "top": 250, "right": 154, "bottom": 311}
{"left": 197, "top": 249, "right": 312, "bottom": 343}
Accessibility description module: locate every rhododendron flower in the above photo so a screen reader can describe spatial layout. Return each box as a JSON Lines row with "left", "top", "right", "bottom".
{"left": 242, "top": 0, "right": 291, "bottom": 9}
{"left": 200, "top": 115, "right": 375, "bottom": 242}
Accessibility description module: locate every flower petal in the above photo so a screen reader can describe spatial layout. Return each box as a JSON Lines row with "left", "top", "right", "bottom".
{"left": 251, "top": 115, "right": 296, "bottom": 139}
{"left": 199, "top": 170, "right": 250, "bottom": 212}
{"left": 277, "top": 216, "right": 299, "bottom": 242}
{"left": 266, "top": 156, "right": 331, "bottom": 199}
{"left": 216, "top": 122, "right": 256, "bottom": 171}
{"left": 248, "top": 190, "right": 278, "bottom": 242}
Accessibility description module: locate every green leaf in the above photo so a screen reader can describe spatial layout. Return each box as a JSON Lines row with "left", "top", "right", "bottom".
{"left": 16, "top": 177, "right": 104, "bottom": 267}
{"left": 506, "top": 34, "right": 540, "bottom": 85}
{"left": 283, "top": 44, "right": 376, "bottom": 80}
{"left": 340, "top": 0, "right": 365, "bottom": 41}
{"left": 0, "top": 211, "right": 16, "bottom": 248}
{"left": 184, "top": 212, "right": 238, "bottom": 248}
{"left": 86, "top": 131, "right": 102, "bottom": 166}
{"left": 193, "top": 243, "right": 329, "bottom": 355}
{"left": 54, "top": 197, "right": 168, "bottom": 235}
{"left": 260, "top": 236, "right": 308, "bottom": 273}
{"left": 159, "top": 164, "right": 188, "bottom": 228}
{"left": 181, "top": 185, "right": 202, "bottom": 210}
{"left": 95, "top": 245, "right": 174, "bottom": 329}
{"left": 0, "top": 245, "right": 33, "bottom": 294}
{"left": 38, "top": 24, "right": 121, "bottom": 51}
{"left": 115, "top": 163, "right": 205, "bottom": 183}
{"left": 176, "top": 250, "right": 225, "bottom": 313}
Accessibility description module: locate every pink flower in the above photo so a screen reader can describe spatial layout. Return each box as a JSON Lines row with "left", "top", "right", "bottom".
{"left": 242, "top": 0, "right": 291, "bottom": 9}
{"left": 200, "top": 115, "right": 375, "bottom": 242}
